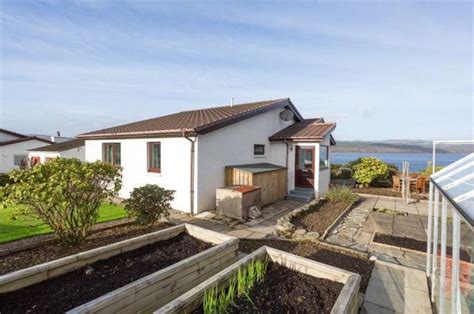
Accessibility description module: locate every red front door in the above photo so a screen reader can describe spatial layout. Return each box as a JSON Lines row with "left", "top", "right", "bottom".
{"left": 295, "top": 146, "right": 315, "bottom": 188}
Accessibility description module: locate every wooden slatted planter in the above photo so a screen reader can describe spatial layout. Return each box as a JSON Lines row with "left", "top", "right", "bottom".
{"left": 156, "top": 246, "right": 361, "bottom": 314}
{"left": 0, "top": 224, "right": 239, "bottom": 313}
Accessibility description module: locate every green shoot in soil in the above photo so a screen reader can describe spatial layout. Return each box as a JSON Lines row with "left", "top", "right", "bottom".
{"left": 203, "top": 258, "right": 268, "bottom": 314}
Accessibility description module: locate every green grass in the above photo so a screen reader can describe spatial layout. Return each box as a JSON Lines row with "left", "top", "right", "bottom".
{"left": 0, "top": 203, "right": 128, "bottom": 244}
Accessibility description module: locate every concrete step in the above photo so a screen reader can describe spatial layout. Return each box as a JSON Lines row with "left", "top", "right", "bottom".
{"left": 287, "top": 189, "right": 315, "bottom": 202}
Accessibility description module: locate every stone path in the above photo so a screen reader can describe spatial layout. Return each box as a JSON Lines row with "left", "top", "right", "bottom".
{"left": 362, "top": 261, "right": 432, "bottom": 313}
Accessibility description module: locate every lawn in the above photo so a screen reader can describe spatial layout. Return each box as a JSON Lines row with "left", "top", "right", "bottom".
{"left": 0, "top": 203, "right": 128, "bottom": 244}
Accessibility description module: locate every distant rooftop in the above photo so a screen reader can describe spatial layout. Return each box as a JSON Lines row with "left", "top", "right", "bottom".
{"left": 29, "top": 138, "right": 85, "bottom": 152}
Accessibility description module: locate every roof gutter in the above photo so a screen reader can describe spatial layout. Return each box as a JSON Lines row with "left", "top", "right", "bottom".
{"left": 182, "top": 130, "right": 197, "bottom": 216}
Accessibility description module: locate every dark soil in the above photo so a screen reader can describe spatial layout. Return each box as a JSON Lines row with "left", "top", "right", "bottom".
{"left": 0, "top": 233, "right": 212, "bottom": 313}
{"left": 374, "top": 233, "right": 471, "bottom": 262}
{"left": 0, "top": 222, "right": 172, "bottom": 275}
{"left": 292, "top": 200, "right": 352, "bottom": 234}
{"left": 354, "top": 187, "right": 428, "bottom": 200}
{"left": 228, "top": 262, "right": 343, "bottom": 313}
{"left": 239, "top": 239, "right": 374, "bottom": 293}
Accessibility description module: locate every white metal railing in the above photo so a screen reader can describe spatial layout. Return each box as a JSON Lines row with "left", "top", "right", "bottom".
{"left": 427, "top": 141, "right": 473, "bottom": 313}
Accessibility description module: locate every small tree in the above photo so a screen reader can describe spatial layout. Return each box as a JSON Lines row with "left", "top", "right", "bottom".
{"left": 352, "top": 157, "right": 389, "bottom": 187}
{"left": 123, "top": 184, "right": 174, "bottom": 228}
{"left": 0, "top": 158, "right": 122, "bottom": 245}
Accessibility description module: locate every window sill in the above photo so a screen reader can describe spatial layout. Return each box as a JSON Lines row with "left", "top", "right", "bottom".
{"left": 148, "top": 169, "right": 161, "bottom": 174}
{"left": 254, "top": 155, "right": 267, "bottom": 158}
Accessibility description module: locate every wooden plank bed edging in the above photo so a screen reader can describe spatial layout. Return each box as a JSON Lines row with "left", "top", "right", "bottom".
{"left": 1, "top": 224, "right": 239, "bottom": 314}
{"left": 156, "top": 246, "right": 361, "bottom": 314}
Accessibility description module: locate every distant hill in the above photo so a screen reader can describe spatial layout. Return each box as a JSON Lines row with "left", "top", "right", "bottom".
{"left": 333, "top": 140, "right": 473, "bottom": 154}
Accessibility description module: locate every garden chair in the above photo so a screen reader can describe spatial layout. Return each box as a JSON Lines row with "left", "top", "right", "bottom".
{"left": 416, "top": 176, "right": 427, "bottom": 193}
{"left": 392, "top": 175, "right": 401, "bottom": 191}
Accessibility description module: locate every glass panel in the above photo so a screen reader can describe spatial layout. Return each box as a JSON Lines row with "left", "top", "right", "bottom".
{"left": 254, "top": 144, "right": 265, "bottom": 155}
{"left": 149, "top": 143, "right": 160, "bottom": 170}
{"left": 104, "top": 143, "right": 120, "bottom": 166}
{"left": 320, "top": 146, "right": 329, "bottom": 168}
{"left": 114, "top": 144, "right": 121, "bottom": 166}
{"left": 298, "top": 148, "right": 313, "bottom": 170}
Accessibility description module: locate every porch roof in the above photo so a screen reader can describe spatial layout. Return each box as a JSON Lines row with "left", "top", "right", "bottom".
{"left": 269, "top": 119, "right": 336, "bottom": 143}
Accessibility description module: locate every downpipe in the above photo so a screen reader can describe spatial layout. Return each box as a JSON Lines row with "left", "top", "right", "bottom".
{"left": 183, "top": 131, "right": 197, "bottom": 216}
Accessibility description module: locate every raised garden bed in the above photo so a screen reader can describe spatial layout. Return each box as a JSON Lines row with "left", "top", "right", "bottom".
{"left": 0, "top": 222, "right": 172, "bottom": 274}
{"left": 276, "top": 199, "right": 357, "bottom": 240}
{"left": 0, "top": 224, "right": 239, "bottom": 313}
{"left": 372, "top": 233, "right": 471, "bottom": 262}
{"left": 292, "top": 200, "right": 355, "bottom": 236}
{"left": 238, "top": 239, "right": 374, "bottom": 293}
{"left": 157, "top": 246, "right": 361, "bottom": 314}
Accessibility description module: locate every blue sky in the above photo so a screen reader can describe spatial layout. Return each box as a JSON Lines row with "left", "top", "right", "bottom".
{"left": 1, "top": 1, "right": 472, "bottom": 140}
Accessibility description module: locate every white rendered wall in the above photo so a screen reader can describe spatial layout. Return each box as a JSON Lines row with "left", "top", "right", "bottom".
{"left": 61, "top": 146, "right": 85, "bottom": 161}
{"left": 196, "top": 108, "right": 295, "bottom": 212}
{"left": 0, "top": 131, "right": 21, "bottom": 142}
{"left": 85, "top": 138, "right": 193, "bottom": 212}
{"left": 0, "top": 140, "right": 49, "bottom": 173}
{"left": 28, "top": 146, "right": 85, "bottom": 163}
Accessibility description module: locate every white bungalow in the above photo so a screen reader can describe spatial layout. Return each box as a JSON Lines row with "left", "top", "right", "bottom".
{"left": 78, "top": 98, "right": 336, "bottom": 214}
{"left": 28, "top": 139, "right": 85, "bottom": 164}
{"left": 0, "top": 129, "right": 53, "bottom": 173}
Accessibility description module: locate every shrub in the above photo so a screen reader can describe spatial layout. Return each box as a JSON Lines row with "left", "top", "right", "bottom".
{"left": 326, "top": 186, "right": 359, "bottom": 203}
{"left": 0, "top": 158, "right": 122, "bottom": 245}
{"left": 420, "top": 165, "right": 444, "bottom": 177}
{"left": 0, "top": 173, "right": 11, "bottom": 187}
{"left": 352, "top": 157, "right": 389, "bottom": 187}
{"left": 123, "top": 184, "right": 174, "bottom": 228}
{"left": 331, "top": 164, "right": 352, "bottom": 179}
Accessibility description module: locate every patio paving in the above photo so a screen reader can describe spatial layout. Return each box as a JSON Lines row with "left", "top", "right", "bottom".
{"left": 326, "top": 196, "right": 430, "bottom": 270}
{"left": 361, "top": 261, "right": 432, "bottom": 313}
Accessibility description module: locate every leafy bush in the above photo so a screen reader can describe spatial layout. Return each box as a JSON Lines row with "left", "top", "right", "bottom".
{"left": 331, "top": 164, "right": 352, "bottom": 179}
{"left": 123, "top": 184, "right": 174, "bottom": 228}
{"left": 420, "top": 165, "right": 444, "bottom": 177}
{"left": 326, "top": 186, "right": 359, "bottom": 203}
{"left": 0, "top": 158, "right": 122, "bottom": 245}
{"left": 352, "top": 157, "right": 389, "bottom": 187}
{"left": 0, "top": 173, "right": 11, "bottom": 187}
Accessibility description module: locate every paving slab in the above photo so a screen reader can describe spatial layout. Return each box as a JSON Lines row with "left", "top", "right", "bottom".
{"left": 363, "top": 261, "right": 432, "bottom": 313}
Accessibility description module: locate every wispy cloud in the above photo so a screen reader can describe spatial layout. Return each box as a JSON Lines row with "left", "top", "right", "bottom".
{"left": 1, "top": 1, "right": 471, "bottom": 140}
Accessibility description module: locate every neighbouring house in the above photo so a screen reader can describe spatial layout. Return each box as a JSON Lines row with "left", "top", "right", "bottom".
{"left": 28, "top": 138, "right": 85, "bottom": 164}
{"left": 0, "top": 129, "right": 54, "bottom": 173}
{"left": 78, "top": 98, "right": 336, "bottom": 214}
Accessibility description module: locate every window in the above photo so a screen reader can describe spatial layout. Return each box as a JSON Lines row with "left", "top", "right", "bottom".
{"left": 319, "top": 145, "right": 329, "bottom": 168}
{"left": 103, "top": 143, "right": 121, "bottom": 166}
{"left": 13, "top": 155, "right": 28, "bottom": 167}
{"left": 254, "top": 144, "right": 265, "bottom": 156}
{"left": 148, "top": 142, "right": 161, "bottom": 172}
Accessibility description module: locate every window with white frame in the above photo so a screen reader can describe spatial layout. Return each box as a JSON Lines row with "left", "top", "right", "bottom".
{"left": 319, "top": 145, "right": 329, "bottom": 168}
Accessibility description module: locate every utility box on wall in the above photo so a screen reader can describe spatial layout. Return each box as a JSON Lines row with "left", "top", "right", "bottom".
{"left": 216, "top": 185, "right": 261, "bottom": 220}
{"left": 225, "top": 163, "right": 287, "bottom": 206}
